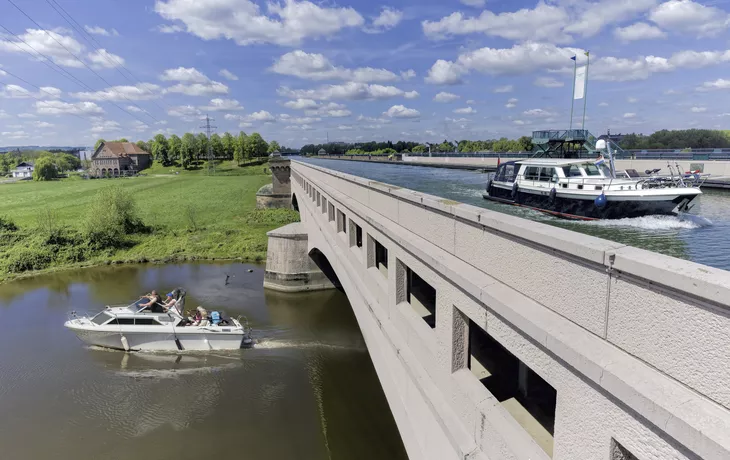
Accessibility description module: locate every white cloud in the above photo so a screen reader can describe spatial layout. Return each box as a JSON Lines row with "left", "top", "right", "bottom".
{"left": 156, "top": 24, "right": 185, "bottom": 33}
{"left": 17, "top": 113, "right": 36, "bottom": 118}
{"left": 383, "top": 104, "right": 420, "bottom": 118}
{"left": 623, "top": 112, "right": 637, "bottom": 118}
{"left": 285, "top": 124, "right": 314, "bottom": 130}
{"left": 281, "top": 115, "right": 320, "bottom": 124}
{"left": 218, "top": 69, "right": 238, "bottom": 81}
{"left": 434, "top": 91, "right": 460, "bottom": 102}
{"left": 466, "top": 99, "right": 475, "bottom": 105}
{"left": 460, "top": 0, "right": 485, "bottom": 7}
{"left": 84, "top": 26, "right": 119, "bottom": 36}
{"left": 284, "top": 98, "right": 319, "bottom": 110}
{"left": 245, "top": 110, "right": 276, "bottom": 122}
{"left": 426, "top": 43, "right": 582, "bottom": 85}
{"left": 697, "top": 79, "right": 730, "bottom": 91}
{"left": 160, "top": 66, "right": 210, "bottom": 83}
{"left": 271, "top": 50, "right": 399, "bottom": 83}
{"left": 72, "top": 83, "right": 161, "bottom": 101}
{"left": 401, "top": 69, "right": 416, "bottom": 80}
{"left": 304, "top": 102, "right": 351, "bottom": 117}
{"left": 565, "top": 0, "right": 657, "bottom": 38}
{"left": 513, "top": 120, "right": 525, "bottom": 125}
{"left": 614, "top": 22, "right": 667, "bottom": 42}
{"left": 0, "top": 110, "right": 10, "bottom": 119}
{"left": 523, "top": 108, "right": 555, "bottom": 118}
{"left": 627, "top": 97, "right": 638, "bottom": 103}
{"left": 239, "top": 122, "right": 253, "bottom": 128}
{"left": 534, "top": 77, "right": 563, "bottom": 88}
{"left": 365, "top": 7, "right": 403, "bottom": 33}
{"left": 199, "top": 98, "right": 244, "bottom": 111}
{"left": 337, "top": 125, "right": 353, "bottom": 130}
{"left": 131, "top": 121, "right": 149, "bottom": 132}
{"left": 591, "top": 49, "right": 730, "bottom": 82}
{"left": 505, "top": 98, "right": 518, "bottom": 108}
{"left": 0, "top": 29, "right": 85, "bottom": 68}
{"left": 87, "top": 49, "right": 125, "bottom": 69}
{"left": 598, "top": 102, "right": 609, "bottom": 107}
{"left": 454, "top": 106, "right": 476, "bottom": 114}
{"left": 423, "top": 3, "right": 571, "bottom": 43}
{"left": 167, "top": 105, "right": 201, "bottom": 119}
{"left": 278, "top": 82, "right": 407, "bottom": 101}
{"left": 650, "top": 0, "right": 729, "bottom": 37}
{"left": 155, "top": 0, "right": 364, "bottom": 46}
{"left": 127, "top": 105, "right": 145, "bottom": 113}
{"left": 30, "top": 120, "right": 55, "bottom": 128}
{"left": 91, "top": 120, "right": 121, "bottom": 133}
{"left": 0, "top": 130, "right": 29, "bottom": 139}
{"left": 36, "top": 100, "right": 104, "bottom": 115}
{"left": 404, "top": 90, "right": 419, "bottom": 99}
{"left": 166, "top": 81, "right": 229, "bottom": 96}
{"left": 0, "top": 84, "right": 32, "bottom": 98}
{"left": 690, "top": 106, "right": 707, "bottom": 113}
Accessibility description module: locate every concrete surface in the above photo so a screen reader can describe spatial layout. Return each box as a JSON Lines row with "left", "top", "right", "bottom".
{"left": 271, "top": 160, "right": 730, "bottom": 460}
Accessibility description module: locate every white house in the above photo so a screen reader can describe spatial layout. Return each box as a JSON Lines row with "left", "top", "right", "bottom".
{"left": 12, "top": 162, "right": 33, "bottom": 178}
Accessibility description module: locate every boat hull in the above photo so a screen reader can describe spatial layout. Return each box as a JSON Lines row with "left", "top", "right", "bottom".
{"left": 65, "top": 321, "right": 249, "bottom": 351}
{"left": 485, "top": 183, "right": 698, "bottom": 220}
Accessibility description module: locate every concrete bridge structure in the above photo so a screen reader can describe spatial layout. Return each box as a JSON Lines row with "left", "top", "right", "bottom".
{"left": 264, "top": 159, "right": 730, "bottom": 460}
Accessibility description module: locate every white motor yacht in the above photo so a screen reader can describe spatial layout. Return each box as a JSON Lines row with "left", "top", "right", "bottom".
{"left": 65, "top": 290, "right": 253, "bottom": 351}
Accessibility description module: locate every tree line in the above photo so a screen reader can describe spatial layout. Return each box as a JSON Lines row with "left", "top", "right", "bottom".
{"left": 618, "top": 129, "right": 730, "bottom": 150}
{"left": 0, "top": 149, "right": 82, "bottom": 180}
{"left": 301, "top": 137, "right": 535, "bottom": 156}
{"left": 95, "top": 132, "right": 286, "bottom": 169}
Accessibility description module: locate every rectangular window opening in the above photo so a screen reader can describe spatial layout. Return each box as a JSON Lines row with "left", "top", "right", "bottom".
{"left": 316, "top": 191, "right": 321, "bottom": 207}
{"left": 375, "top": 239, "right": 388, "bottom": 277}
{"left": 337, "top": 210, "right": 347, "bottom": 233}
{"left": 328, "top": 203, "right": 335, "bottom": 222}
{"left": 322, "top": 197, "right": 328, "bottom": 214}
{"left": 407, "top": 267, "right": 436, "bottom": 328}
{"left": 468, "top": 321, "right": 556, "bottom": 457}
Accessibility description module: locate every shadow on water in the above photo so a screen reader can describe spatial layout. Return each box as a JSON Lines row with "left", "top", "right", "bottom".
{"left": 303, "top": 158, "right": 730, "bottom": 270}
{"left": 0, "top": 262, "right": 408, "bottom": 460}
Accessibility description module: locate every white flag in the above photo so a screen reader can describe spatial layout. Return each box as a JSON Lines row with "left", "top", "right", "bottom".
{"left": 574, "top": 65, "right": 586, "bottom": 100}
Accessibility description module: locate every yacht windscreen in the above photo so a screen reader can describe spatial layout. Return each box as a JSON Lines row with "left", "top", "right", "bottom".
{"left": 91, "top": 312, "right": 111, "bottom": 325}
{"left": 495, "top": 163, "right": 517, "bottom": 183}
{"left": 583, "top": 164, "right": 602, "bottom": 176}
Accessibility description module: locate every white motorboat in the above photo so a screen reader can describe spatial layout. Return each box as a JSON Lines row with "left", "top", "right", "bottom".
{"left": 65, "top": 290, "right": 253, "bottom": 351}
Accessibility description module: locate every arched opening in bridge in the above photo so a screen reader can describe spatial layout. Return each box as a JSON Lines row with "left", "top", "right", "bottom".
{"left": 291, "top": 193, "right": 299, "bottom": 212}
{"left": 308, "top": 248, "right": 342, "bottom": 292}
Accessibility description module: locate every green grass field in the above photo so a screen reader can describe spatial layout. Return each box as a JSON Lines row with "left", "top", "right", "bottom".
{"left": 0, "top": 161, "right": 298, "bottom": 281}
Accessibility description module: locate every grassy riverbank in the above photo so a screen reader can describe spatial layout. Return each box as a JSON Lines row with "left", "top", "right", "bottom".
{"left": 0, "top": 161, "right": 298, "bottom": 282}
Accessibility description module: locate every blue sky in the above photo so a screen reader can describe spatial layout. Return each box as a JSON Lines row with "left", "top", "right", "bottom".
{"left": 1, "top": 0, "right": 729, "bottom": 147}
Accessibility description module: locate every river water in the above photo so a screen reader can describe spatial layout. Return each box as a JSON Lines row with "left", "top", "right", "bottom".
{"left": 0, "top": 263, "right": 407, "bottom": 460}
{"left": 303, "top": 158, "right": 730, "bottom": 271}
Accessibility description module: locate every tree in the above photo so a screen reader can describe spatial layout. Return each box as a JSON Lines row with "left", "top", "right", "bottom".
{"left": 151, "top": 134, "right": 169, "bottom": 165}
{"left": 517, "top": 136, "right": 532, "bottom": 152}
{"left": 222, "top": 132, "right": 235, "bottom": 160}
{"left": 267, "top": 140, "right": 281, "bottom": 154}
{"left": 412, "top": 144, "right": 426, "bottom": 153}
{"left": 33, "top": 157, "right": 56, "bottom": 181}
{"left": 168, "top": 134, "right": 181, "bottom": 164}
{"left": 181, "top": 133, "right": 195, "bottom": 169}
{"left": 196, "top": 133, "right": 208, "bottom": 161}
{"left": 235, "top": 131, "right": 247, "bottom": 165}
{"left": 246, "top": 132, "right": 268, "bottom": 158}
{"left": 55, "top": 153, "right": 80, "bottom": 172}
{"left": 94, "top": 138, "right": 106, "bottom": 151}
{"left": 135, "top": 140, "right": 149, "bottom": 153}
{"left": 210, "top": 133, "right": 223, "bottom": 159}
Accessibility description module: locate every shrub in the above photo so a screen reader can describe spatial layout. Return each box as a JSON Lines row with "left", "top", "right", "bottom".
{"left": 5, "top": 247, "right": 53, "bottom": 273}
{"left": 33, "top": 157, "right": 57, "bottom": 181}
{"left": 0, "top": 215, "right": 18, "bottom": 232}
{"left": 85, "top": 186, "right": 146, "bottom": 249}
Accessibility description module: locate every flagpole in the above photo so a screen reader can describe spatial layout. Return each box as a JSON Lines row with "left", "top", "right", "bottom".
{"left": 569, "top": 56, "right": 576, "bottom": 130}
{"left": 582, "top": 51, "right": 590, "bottom": 131}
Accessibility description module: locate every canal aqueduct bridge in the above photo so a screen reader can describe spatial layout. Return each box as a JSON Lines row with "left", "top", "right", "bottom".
{"left": 264, "top": 159, "right": 730, "bottom": 460}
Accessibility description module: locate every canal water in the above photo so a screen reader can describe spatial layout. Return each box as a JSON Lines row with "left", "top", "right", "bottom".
{"left": 0, "top": 262, "right": 408, "bottom": 460}
{"left": 303, "top": 158, "right": 730, "bottom": 271}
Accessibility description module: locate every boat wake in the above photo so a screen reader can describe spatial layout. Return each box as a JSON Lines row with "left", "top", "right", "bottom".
{"left": 254, "top": 339, "right": 364, "bottom": 352}
{"left": 115, "top": 363, "right": 240, "bottom": 379}
{"left": 578, "top": 214, "right": 712, "bottom": 230}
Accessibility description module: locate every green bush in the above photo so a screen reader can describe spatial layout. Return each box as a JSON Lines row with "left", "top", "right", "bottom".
{"left": 5, "top": 247, "right": 53, "bottom": 273}
{"left": 241, "top": 208, "right": 300, "bottom": 226}
{"left": 85, "top": 186, "right": 147, "bottom": 249}
{"left": 0, "top": 215, "right": 18, "bottom": 232}
{"left": 33, "top": 157, "right": 57, "bottom": 181}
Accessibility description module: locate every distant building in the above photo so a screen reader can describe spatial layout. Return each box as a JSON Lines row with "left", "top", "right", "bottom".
{"left": 598, "top": 133, "right": 626, "bottom": 145}
{"left": 91, "top": 142, "right": 151, "bottom": 177}
{"left": 317, "top": 148, "right": 327, "bottom": 155}
{"left": 12, "top": 161, "right": 33, "bottom": 178}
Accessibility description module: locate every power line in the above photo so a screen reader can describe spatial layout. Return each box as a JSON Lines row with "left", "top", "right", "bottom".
{"left": 200, "top": 115, "right": 217, "bottom": 175}
{"left": 44, "top": 0, "right": 170, "bottom": 117}
{"left": 5, "top": 0, "right": 159, "bottom": 124}
{"left": 0, "top": 67, "right": 99, "bottom": 123}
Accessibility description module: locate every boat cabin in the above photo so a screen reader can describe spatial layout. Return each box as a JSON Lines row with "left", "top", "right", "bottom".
{"left": 90, "top": 310, "right": 176, "bottom": 326}
{"left": 494, "top": 159, "right": 629, "bottom": 192}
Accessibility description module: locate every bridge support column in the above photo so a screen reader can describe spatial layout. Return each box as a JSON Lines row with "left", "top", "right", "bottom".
{"left": 263, "top": 222, "right": 336, "bottom": 292}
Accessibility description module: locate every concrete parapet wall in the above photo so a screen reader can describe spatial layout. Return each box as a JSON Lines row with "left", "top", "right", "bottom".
{"left": 288, "top": 159, "right": 730, "bottom": 460}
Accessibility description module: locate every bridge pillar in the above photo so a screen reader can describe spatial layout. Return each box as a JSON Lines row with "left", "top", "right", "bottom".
{"left": 263, "top": 222, "right": 336, "bottom": 292}
{"left": 256, "top": 157, "right": 292, "bottom": 209}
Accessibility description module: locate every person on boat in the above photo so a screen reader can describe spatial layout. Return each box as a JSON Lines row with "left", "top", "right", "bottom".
{"left": 162, "top": 292, "right": 180, "bottom": 316}
{"left": 139, "top": 291, "right": 164, "bottom": 313}
{"left": 190, "top": 307, "right": 208, "bottom": 326}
